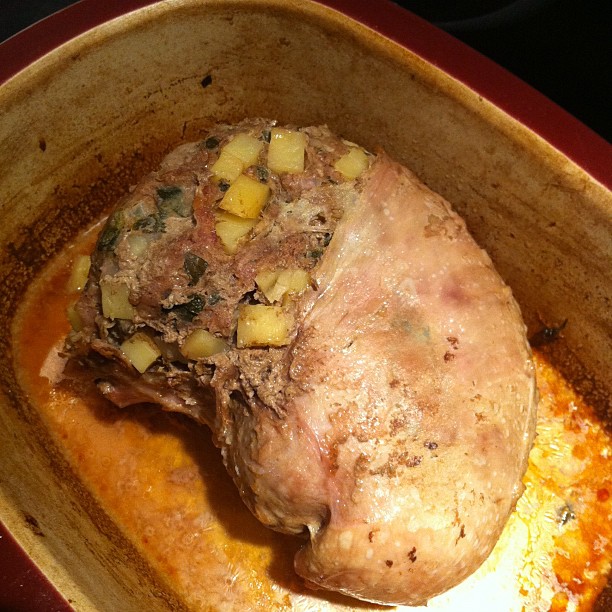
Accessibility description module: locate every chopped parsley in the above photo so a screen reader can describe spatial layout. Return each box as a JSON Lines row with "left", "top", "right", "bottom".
{"left": 97, "top": 212, "right": 123, "bottom": 251}
{"left": 165, "top": 294, "right": 205, "bottom": 322}
{"left": 156, "top": 185, "right": 192, "bottom": 218}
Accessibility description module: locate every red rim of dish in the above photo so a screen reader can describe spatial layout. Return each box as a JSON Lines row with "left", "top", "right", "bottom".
{"left": 0, "top": 0, "right": 610, "bottom": 609}
{"left": 0, "top": 520, "right": 74, "bottom": 611}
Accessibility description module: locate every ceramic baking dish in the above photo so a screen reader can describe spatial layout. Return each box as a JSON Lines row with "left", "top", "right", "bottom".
{"left": 0, "top": 1, "right": 610, "bottom": 610}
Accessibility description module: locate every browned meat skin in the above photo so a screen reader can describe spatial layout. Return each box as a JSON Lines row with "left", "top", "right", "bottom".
{"left": 64, "top": 120, "right": 537, "bottom": 606}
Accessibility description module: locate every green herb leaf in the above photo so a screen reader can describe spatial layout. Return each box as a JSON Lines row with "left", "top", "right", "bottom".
{"left": 184, "top": 252, "right": 208, "bottom": 286}
{"left": 204, "top": 136, "right": 220, "bottom": 149}
{"left": 97, "top": 212, "right": 123, "bottom": 251}
{"left": 156, "top": 186, "right": 192, "bottom": 218}
{"left": 167, "top": 294, "right": 205, "bottom": 322}
{"left": 307, "top": 248, "right": 324, "bottom": 260}
{"left": 133, "top": 214, "right": 165, "bottom": 233}
{"left": 157, "top": 186, "right": 183, "bottom": 200}
{"left": 255, "top": 166, "right": 269, "bottom": 183}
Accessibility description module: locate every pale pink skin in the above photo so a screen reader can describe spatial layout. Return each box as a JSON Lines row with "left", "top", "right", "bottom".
{"left": 214, "top": 155, "right": 537, "bottom": 606}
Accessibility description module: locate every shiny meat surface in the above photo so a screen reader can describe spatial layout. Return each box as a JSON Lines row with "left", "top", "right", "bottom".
{"left": 64, "top": 120, "right": 537, "bottom": 605}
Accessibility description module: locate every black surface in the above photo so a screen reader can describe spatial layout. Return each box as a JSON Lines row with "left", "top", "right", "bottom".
{"left": 399, "top": 0, "right": 612, "bottom": 144}
{"left": 1, "top": 0, "right": 610, "bottom": 139}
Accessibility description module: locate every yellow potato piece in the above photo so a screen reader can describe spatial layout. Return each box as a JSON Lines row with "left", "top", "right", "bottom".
{"left": 237, "top": 304, "right": 292, "bottom": 348}
{"left": 267, "top": 128, "right": 306, "bottom": 174}
{"left": 67, "top": 254, "right": 91, "bottom": 293}
{"left": 223, "top": 133, "right": 264, "bottom": 167}
{"left": 256, "top": 268, "right": 310, "bottom": 303}
{"left": 181, "top": 329, "right": 227, "bottom": 359}
{"left": 219, "top": 174, "right": 270, "bottom": 219}
{"left": 66, "top": 302, "right": 83, "bottom": 332}
{"left": 100, "top": 279, "right": 135, "bottom": 320}
{"left": 334, "top": 147, "right": 369, "bottom": 179}
{"left": 126, "top": 233, "right": 150, "bottom": 258}
{"left": 276, "top": 268, "right": 310, "bottom": 295}
{"left": 211, "top": 149, "right": 244, "bottom": 183}
{"left": 214, "top": 211, "right": 257, "bottom": 254}
{"left": 255, "top": 269, "right": 280, "bottom": 298}
{"left": 121, "top": 332, "right": 161, "bottom": 373}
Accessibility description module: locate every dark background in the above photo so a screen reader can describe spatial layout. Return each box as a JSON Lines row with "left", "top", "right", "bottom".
{"left": 1, "top": 0, "right": 610, "bottom": 142}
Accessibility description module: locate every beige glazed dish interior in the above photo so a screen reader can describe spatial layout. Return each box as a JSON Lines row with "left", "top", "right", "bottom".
{"left": 0, "top": 0, "right": 610, "bottom": 610}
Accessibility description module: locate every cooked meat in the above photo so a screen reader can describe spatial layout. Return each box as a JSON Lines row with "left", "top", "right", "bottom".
{"left": 64, "top": 118, "right": 537, "bottom": 606}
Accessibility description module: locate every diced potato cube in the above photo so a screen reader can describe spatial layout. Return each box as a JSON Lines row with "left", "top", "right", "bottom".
{"left": 211, "top": 149, "right": 244, "bottom": 183}
{"left": 267, "top": 128, "right": 306, "bottom": 174}
{"left": 67, "top": 255, "right": 91, "bottom": 293}
{"left": 276, "top": 268, "right": 310, "bottom": 295}
{"left": 121, "top": 332, "right": 161, "bottom": 373}
{"left": 223, "top": 133, "right": 264, "bottom": 167}
{"left": 214, "top": 211, "right": 257, "bottom": 254}
{"left": 237, "top": 305, "right": 292, "bottom": 348}
{"left": 264, "top": 283, "right": 286, "bottom": 304}
{"left": 181, "top": 329, "right": 227, "bottom": 359}
{"left": 100, "top": 279, "right": 135, "bottom": 320}
{"left": 126, "top": 233, "right": 150, "bottom": 257}
{"left": 66, "top": 302, "right": 83, "bottom": 331}
{"left": 256, "top": 268, "right": 311, "bottom": 302}
{"left": 255, "top": 269, "right": 280, "bottom": 297}
{"left": 334, "top": 147, "right": 369, "bottom": 179}
{"left": 219, "top": 174, "right": 270, "bottom": 219}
